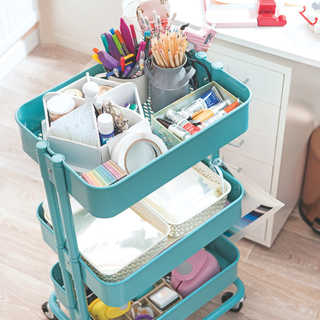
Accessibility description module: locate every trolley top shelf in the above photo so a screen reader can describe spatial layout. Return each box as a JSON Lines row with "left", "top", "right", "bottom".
{"left": 16, "top": 60, "right": 251, "bottom": 218}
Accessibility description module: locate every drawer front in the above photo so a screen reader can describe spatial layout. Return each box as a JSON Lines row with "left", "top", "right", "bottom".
{"left": 249, "top": 98, "right": 280, "bottom": 137}
{"left": 220, "top": 149, "right": 273, "bottom": 193}
{"left": 246, "top": 220, "right": 267, "bottom": 242}
{"left": 208, "top": 51, "right": 284, "bottom": 106}
{"left": 223, "top": 128, "right": 276, "bottom": 166}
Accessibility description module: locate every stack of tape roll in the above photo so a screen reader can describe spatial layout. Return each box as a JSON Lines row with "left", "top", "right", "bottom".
{"left": 111, "top": 132, "right": 167, "bottom": 174}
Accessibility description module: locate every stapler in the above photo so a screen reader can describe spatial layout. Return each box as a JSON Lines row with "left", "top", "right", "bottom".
{"left": 257, "top": 0, "right": 287, "bottom": 26}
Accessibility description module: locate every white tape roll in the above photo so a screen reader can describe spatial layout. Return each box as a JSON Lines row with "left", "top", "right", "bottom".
{"left": 111, "top": 132, "right": 167, "bottom": 174}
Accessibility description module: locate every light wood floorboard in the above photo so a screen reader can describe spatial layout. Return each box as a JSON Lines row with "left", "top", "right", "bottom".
{"left": 0, "top": 43, "right": 319, "bottom": 320}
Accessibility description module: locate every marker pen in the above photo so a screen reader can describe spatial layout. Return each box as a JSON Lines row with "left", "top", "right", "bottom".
{"left": 115, "top": 30, "right": 130, "bottom": 56}
{"left": 166, "top": 110, "right": 200, "bottom": 135}
{"left": 112, "top": 34, "right": 124, "bottom": 56}
{"left": 130, "top": 24, "right": 138, "bottom": 47}
{"left": 100, "top": 34, "right": 109, "bottom": 53}
{"left": 157, "top": 118, "right": 191, "bottom": 140}
{"left": 136, "top": 41, "right": 146, "bottom": 61}
{"left": 120, "top": 57, "right": 125, "bottom": 72}
{"left": 201, "top": 99, "right": 240, "bottom": 128}
{"left": 193, "top": 99, "right": 232, "bottom": 122}
{"left": 122, "top": 65, "right": 132, "bottom": 78}
{"left": 144, "top": 31, "right": 151, "bottom": 58}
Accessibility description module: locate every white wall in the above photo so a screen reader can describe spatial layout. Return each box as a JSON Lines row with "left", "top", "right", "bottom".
{"left": 38, "top": 0, "right": 126, "bottom": 55}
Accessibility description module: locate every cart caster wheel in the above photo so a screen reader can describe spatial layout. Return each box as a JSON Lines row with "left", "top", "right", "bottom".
{"left": 41, "top": 301, "right": 59, "bottom": 320}
{"left": 221, "top": 292, "right": 244, "bottom": 313}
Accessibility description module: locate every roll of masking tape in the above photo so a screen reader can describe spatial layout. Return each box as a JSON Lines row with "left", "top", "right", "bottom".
{"left": 111, "top": 132, "right": 167, "bottom": 174}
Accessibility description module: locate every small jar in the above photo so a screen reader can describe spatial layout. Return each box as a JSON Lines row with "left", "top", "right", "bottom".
{"left": 46, "top": 95, "right": 76, "bottom": 122}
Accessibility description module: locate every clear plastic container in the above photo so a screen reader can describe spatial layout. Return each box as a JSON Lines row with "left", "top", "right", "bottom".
{"left": 142, "top": 162, "right": 231, "bottom": 237}
{"left": 46, "top": 94, "right": 76, "bottom": 122}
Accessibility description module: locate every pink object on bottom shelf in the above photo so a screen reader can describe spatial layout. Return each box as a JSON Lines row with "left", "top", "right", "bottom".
{"left": 170, "top": 249, "right": 221, "bottom": 298}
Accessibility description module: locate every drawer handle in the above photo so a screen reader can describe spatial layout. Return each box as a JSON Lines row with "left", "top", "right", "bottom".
{"left": 228, "top": 140, "right": 244, "bottom": 148}
{"left": 226, "top": 66, "right": 249, "bottom": 84}
{"left": 227, "top": 163, "right": 243, "bottom": 173}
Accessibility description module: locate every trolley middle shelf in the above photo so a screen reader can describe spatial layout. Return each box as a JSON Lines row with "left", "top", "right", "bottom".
{"left": 36, "top": 168, "right": 243, "bottom": 307}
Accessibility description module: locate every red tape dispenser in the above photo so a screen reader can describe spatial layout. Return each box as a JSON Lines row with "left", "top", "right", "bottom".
{"left": 257, "top": 0, "right": 287, "bottom": 26}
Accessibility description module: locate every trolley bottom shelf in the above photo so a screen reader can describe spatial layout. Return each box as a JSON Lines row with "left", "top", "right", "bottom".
{"left": 50, "top": 236, "right": 242, "bottom": 320}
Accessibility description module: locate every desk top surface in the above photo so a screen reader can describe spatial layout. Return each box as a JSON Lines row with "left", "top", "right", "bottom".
{"left": 173, "top": 0, "right": 320, "bottom": 68}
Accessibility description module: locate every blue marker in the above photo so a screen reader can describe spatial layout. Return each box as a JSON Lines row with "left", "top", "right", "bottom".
{"left": 110, "top": 28, "right": 115, "bottom": 35}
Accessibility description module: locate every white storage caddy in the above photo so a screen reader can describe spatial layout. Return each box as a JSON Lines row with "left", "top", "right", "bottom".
{"left": 43, "top": 79, "right": 146, "bottom": 172}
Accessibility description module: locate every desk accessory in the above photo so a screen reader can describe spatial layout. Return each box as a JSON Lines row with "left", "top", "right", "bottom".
{"left": 205, "top": 0, "right": 287, "bottom": 27}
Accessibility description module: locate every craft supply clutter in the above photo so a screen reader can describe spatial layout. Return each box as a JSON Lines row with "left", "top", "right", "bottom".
{"left": 18, "top": 1, "right": 253, "bottom": 319}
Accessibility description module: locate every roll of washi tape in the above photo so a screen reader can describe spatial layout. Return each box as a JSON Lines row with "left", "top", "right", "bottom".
{"left": 63, "top": 88, "right": 83, "bottom": 98}
{"left": 111, "top": 132, "right": 167, "bottom": 174}
{"left": 98, "top": 85, "right": 113, "bottom": 96}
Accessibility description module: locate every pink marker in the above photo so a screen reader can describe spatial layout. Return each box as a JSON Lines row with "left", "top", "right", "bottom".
{"left": 136, "top": 41, "right": 146, "bottom": 61}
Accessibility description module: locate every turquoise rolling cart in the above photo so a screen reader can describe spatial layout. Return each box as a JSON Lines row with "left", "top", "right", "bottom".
{"left": 16, "top": 52, "right": 251, "bottom": 320}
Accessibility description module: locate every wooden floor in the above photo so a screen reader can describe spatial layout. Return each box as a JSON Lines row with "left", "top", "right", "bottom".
{"left": 0, "top": 44, "right": 319, "bottom": 320}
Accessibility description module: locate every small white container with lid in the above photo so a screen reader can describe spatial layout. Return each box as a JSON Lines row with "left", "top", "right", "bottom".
{"left": 46, "top": 95, "right": 76, "bottom": 122}
{"left": 98, "top": 113, "right": 114, "bottom": 145}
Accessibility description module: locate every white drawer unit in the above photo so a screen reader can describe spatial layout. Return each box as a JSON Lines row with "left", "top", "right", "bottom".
{"left": 208, "top": 39, "right": 297, "bottom": 247}
{"left": 208, "top": 51, "right": 284, "bottom": 106}
{"left": 225, "top": 128, "right": 277, "bottom": 166}
{"left": 249, "top": 98, "right": 280, "bottom": 137}
{"left": 220, "top": 149, "right": 273, "bottom": 193}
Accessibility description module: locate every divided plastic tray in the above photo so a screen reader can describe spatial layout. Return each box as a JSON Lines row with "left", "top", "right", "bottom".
{"left": 37, "top": 168, "right": 243, "bottom": 307}
{"left": 16, "top": 61, "right": 251, "bottom": 219}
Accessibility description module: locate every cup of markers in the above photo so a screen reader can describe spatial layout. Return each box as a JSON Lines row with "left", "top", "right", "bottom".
{"left": 92, "top": 18, "right": 150, "bottom": 104}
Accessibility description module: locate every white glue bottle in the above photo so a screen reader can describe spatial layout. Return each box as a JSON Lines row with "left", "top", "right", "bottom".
{"left": 98, "top": 113, "right": 114, "bottom": 145}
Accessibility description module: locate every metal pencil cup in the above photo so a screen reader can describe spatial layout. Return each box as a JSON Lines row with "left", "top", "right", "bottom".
{"left": 144, "top": 55, "right": 195, "bottom": 113}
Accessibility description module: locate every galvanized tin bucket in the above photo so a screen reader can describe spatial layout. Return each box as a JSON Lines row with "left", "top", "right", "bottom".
{"left": 144, "top": 56, "right": 195, "bottom": 113}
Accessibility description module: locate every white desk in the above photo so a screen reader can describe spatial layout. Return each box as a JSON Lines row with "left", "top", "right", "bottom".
{"left": 174, "top": 0, "right": 320, "bottom": 246}
{"left": 174, "top": 0, "right": 320, "bottom": 68}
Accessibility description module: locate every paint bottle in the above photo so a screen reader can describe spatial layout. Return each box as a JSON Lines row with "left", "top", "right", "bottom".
{"left": 193, "top": 99, "right": 232, "bottom": 122}
{"left": 98, "top": 113, "right": 114, "bottom": 145}
{"left": 166, "top": 110, "right": 200, "bottom": 135}
{"left": 201, "top": 99, "right": 240, "bottom": 129}
{"left": 180, "top": 86, "right": 223, "bottom": 119}
{"left": 157, "top": 118, "right": 191, "bottom": 140}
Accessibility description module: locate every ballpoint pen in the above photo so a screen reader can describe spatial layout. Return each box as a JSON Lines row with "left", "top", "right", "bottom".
{"left": 115, "top": 30, "right": 129, "bottom": 55}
